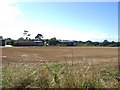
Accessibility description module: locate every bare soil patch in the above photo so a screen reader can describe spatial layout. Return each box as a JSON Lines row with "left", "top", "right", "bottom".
{"left": 2, "top": 46, "right": 118, "bottom": 66}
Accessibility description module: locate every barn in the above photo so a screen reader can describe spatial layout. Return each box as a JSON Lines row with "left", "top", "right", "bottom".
{"left": 59, "top": 40, "right": 77, "bottom": 46}
{"left": 34, "top": 41, "right": 44, "bottom": 46}
{"left": 14, "top": 41, "right": 44, "bottom": 46}
{"left": 14, "top": 41, "right": 35, "bottom": 46}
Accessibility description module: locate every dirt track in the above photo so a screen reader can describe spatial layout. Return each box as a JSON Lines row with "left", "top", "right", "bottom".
{"left": 2, "top": 47, "right": 118, "bottom": 66}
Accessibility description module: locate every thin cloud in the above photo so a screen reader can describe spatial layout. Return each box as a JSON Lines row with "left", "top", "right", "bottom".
{"left": 0, "top": 1, "right": 118, "bottom": 42}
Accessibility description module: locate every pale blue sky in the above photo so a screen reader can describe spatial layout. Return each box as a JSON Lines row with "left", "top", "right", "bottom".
{"left": 0, "top": 2, "right": 118, "bottom": 41}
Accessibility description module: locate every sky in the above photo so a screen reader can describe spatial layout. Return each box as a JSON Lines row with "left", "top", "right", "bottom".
{"left": 0, "top": 0, "right": 118, "bottom": 42}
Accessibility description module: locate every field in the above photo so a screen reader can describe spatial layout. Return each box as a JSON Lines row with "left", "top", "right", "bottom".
{"left": 2, "top": 46, "right": 119, "bottom": 88}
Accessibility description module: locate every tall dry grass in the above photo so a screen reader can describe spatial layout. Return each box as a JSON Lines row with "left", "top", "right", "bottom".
{"left": 2, "top": 61, "right": 119, "bottom": 88}
{"left": 2, "top": 48, "right": 119, "bottom": 88}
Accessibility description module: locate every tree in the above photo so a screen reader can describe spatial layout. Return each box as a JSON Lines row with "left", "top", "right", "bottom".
{"left": 48, "top": 37, "right": 59, "bottom": 46}
{"left": 35, "top": 34, "right": 43, "bottom": 40}
{"left": 5, "top": 38, "right": 16, "bottom": 45}
{"left": 84, "top": 40, "right": 93, "bottom": 46}
{"left": 10, "top": 40, "right": 16, "bottom": 46}
{"left": 108, "top": 41, "right": 117, "bottom": 47}
{"left": 17, "top": 37, "right": 25, "bottom": 41}
{"left": 77, "top": 41, "right": 84, "bottom": 46}
{"left": 118, "top": 42, "right": 120, "bottom": 47}
{"left": 92, "top": 42, "right": 100, "bottom": 46}
{"left": 102, "top": 40, "right": 109, "bottom": 46}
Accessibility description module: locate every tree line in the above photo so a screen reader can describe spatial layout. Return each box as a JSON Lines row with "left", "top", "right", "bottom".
{"left": 4, "top": 38, "right": 120, "bottom": 47}
{"left": 3, "top": 30, "right": 120, "bottom": 47}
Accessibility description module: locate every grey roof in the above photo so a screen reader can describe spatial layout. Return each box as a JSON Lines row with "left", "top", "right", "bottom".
{"left": 59, "top": 40, "right": 75, "bottom": 43}
{"left": 34, "top": 41, "right": 43, "bottom": 42}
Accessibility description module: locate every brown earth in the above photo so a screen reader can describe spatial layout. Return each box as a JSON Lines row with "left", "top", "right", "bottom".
{"left": 2, "top": 46, "right": 118, "bottom": 66}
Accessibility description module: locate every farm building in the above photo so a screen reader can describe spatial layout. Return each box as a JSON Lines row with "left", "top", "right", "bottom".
{"left": 14, "top": 41, "right": 44, "bottom": 46}
{"left": 0, "top": 36, "right": 5, "bottom": 46}
{"left": 59, "top": 40, "right": 77, "bottom": 46}
{"left": 34, "top": 41, "right": 44, "bottom": 46}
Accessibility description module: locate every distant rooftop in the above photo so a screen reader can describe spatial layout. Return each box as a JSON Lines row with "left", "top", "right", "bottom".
{"left": 59, "top": 40, "right": 75, "bottom": 43}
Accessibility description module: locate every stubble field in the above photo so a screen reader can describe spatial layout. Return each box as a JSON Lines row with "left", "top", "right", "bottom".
{"left": 2, "top": 47, "right": 119, "bottom": 88}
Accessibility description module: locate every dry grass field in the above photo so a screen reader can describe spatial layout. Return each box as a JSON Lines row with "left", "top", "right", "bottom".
{"left": 2, "top": 46, "right": 119, "bottom": 88}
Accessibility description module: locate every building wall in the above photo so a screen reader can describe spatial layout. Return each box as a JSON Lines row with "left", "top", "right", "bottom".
{"left": 34, "top": 42, "right": 44, "bottom": 46}
{"left": 0, "top": 40, "right": 5, "bottom": 46}
{"left": 14, "top": 41, "right": 44, "bottom": 46}
{"left": 59, "top": 41, "right": 77, "bottom": 46}
{"left": 14, "top": 41, "right": 35, "bottom": 46}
